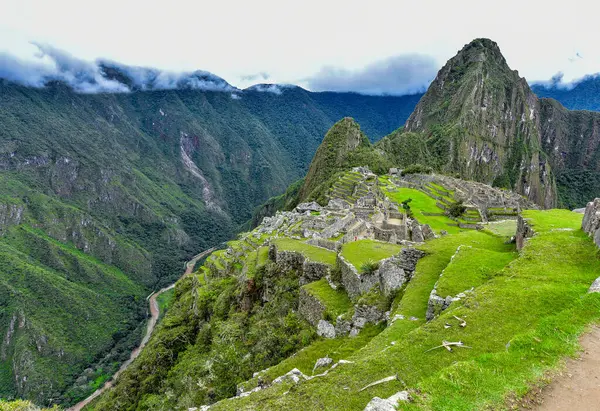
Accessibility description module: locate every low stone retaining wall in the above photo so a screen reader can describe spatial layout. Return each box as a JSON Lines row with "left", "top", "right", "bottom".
{"left": 339, "top": 248, "right": 425, "bottom": 298}
{"left": 338, "top": 254, "right": 379, "bottom": 299}
{"left": 582, "top": 198, "right": 600, "bottom": 248}
{"left": 269, "top": 244, "right": 331, "bottom": 284}
{"left": 516, "top": 215, "right": 534, "bottom": 251}
{"left": 306, "top": 238, "right": 341, "bottom": 252}
{"left": 298, "top": 288, "right": 325, "bottom": 326}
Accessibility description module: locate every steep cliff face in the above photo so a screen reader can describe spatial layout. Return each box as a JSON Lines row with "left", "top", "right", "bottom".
{"left": 398, "top": 39, "right": 556, "bottom": 207}
{"left": 538, "top": 98, "right": 600, "bottom": 207}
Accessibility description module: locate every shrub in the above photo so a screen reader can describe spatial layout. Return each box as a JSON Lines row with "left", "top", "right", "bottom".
{"left": 360, "top": 260, "right": 380, "bottom": 275}
{"left": 447, "top": 200, "right": 467, "bottom": 218}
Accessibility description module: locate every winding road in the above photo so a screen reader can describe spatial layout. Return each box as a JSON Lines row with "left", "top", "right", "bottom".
{"left": 69, "top": 247, "right": 216, "bottom": 411}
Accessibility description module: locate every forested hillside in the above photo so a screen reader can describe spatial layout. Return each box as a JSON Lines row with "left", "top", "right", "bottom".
{"left": 0, "top": 80, "right": 417, "bottom": 406}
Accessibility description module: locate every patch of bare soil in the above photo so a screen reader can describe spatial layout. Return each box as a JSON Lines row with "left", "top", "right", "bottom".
{"left": 523, "top": 326, "right": 600, "bottom": 411}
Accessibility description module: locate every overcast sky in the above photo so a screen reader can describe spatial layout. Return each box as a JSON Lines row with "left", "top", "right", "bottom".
{"left": 1, "top": 0, "right": 598, "bottom": 94}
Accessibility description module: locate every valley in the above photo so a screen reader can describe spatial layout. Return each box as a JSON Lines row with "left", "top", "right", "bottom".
{"left": 3, "top": 36, "right": 600, "bottom": 411}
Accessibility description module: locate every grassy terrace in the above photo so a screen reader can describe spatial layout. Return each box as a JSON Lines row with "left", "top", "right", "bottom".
{"left": 303, "top": 278, "right": 352, "bottom": 318}
{"left": 272, "top": 238, "right": 337, "bottom": 265}
{"left": 382, "top": 186, "right": 463, "bottom": 234}
{"left": 485, "top": 219, "right": 517, "bottom": 239}
{"left": 435, "top": 246, "right": 517, "bottom": 297}
{"left": 213, "top": 209, "right": 600, "bottom": 410}
{"left": 341, "top": 239, "right": 402, "bottom": 270}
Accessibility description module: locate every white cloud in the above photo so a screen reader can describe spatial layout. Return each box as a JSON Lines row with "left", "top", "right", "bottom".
{"left": 1, "top": 0, "right": 600, "bottom": 93}
{"left": 305, "top": 54, "right": 437, "bottom": 95}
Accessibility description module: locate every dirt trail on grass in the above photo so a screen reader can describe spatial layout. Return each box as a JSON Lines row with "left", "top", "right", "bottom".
{"left": 531, "top": 326, "right": 600, "bottom": 411}
{"left": 69, "top": 247, "right": 215, "bottom": 411}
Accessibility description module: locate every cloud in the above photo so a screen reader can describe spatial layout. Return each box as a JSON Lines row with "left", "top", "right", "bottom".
{"left": 240, "top": 72, "right": 270, "bottom": 82}
{"left": 0, "top": 43, "right": 236, "bottom": 93}
{"left": 245, "top": 83, "right": 284, "bottom": 94}
{"left": 305, "top": 54, "right": 438, "bottom": 95}
{"left": 531, "top": 71, "right": 600, "bottom": 91}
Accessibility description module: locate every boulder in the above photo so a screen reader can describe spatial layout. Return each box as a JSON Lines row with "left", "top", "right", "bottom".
{"left": 411, "top": 220, "right": 425, "bottom": 242}
{"left": 364, "top": 391, "right": 409, "bottom": 410}
{"left": 589, "top": 277, "right": 600, "bottom": 293}
{"left": 378, "top": 257, "right": 408, "bottom": 296}
{"left": 421, "top": 224, "right": 436, "bottom": 240}
{"left": 317, "top": 320, "right": 336, "bottom": 338}
{"left": 312, "top": 356, "right": 333, "bottom": 373}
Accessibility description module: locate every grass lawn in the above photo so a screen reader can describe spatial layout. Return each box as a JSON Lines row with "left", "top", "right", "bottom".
{"left": 383, "top": 187, "right": 462, "bottom": 234}
{"left": 272, "top": 238, "right": 337, "bottom": 265}
{"left": 485, "top": 219, "right": 517, "bottom": 239}
{"left": 212, "top": 210, "right": 600, "bottom": 410}
{"left": 435, "top": 246, "right": 517, "bottom": 297}
{"left": 303, "top": 278, "right": 352, "bottom": 318}
{"left": 341, "top": 239, "right": 402, "bottom": 270}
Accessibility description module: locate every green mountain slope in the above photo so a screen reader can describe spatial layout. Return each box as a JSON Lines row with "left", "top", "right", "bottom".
{"left": 0, "top": 81, "right": 417, "bottom": 406}
{"left": 380, "top": 38, "right": 557, "bottom": 208}
{"left": 380, "top": 38, "right": 600, "bottom": 209}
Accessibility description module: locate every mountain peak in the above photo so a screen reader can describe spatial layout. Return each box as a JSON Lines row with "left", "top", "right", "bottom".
{"left": 400, "top": 37, "right": 555, "bottom": 207}
{"left": 298, "top": 117, "right": 372, "bottom": 202}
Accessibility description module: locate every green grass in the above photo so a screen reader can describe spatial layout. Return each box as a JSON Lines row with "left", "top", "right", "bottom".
{"left": 435, "top": 246, "right": 517, "bottom": 297}
{"left": 397, "top": 230, "right": 515, "bottom": 320}
{"left": 272, "top": 238, "right": 337, "bottom": 265}
{"left": 341, "top": 239, "right": 403, "bottom": 270}
{"left": 522, "top": 209, "right": 582, "bottom": 232}
{"left": 156, "top": 288, "right": 176, "bottom": 319}
{"left": 212, "top": 210, "right": 600, "bottom": 410}
{"left": 383, "top": 187, "right": 463, "bottom": 233}
{"left": 485, "top": 219, "right": 517, "bottom": 239}
{"left": 303, "top": 279, "right": 352, "bottom": 318}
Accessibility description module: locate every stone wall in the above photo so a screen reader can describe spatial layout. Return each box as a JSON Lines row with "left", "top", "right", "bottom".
{"left": 321, "top": 214, "right": 357, "bottom": 239}
{"left": 515, "top": 215, "right": 534, "bottom": 251}
{"left": 298, "top": 288, "right": 325, "bottom": 326}
{"left": 338, "top": 254, "right": 379, "bottom": 299}
{"left": 270, "top": 243, "right": 330, "bottom": 284}
{"left": 582, "top": 198, "right": 600, "bottom": 248}
{"left": 339, "top": 248, "right": 425, "bottom": 299}
{"left": 306, "top": 238, "right": 341, "bottom": 252}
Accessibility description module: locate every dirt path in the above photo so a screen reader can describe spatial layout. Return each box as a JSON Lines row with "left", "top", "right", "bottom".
{"left": 530, "top": 326, "right": 600, "bottom": 411}
{"left": 69, "top": 247, "right": 215, "bottom": 411}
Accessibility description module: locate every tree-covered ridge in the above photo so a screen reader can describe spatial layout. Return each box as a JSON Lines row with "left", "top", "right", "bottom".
{"left": 0, "top": 81, "right": 416, "bottom": 406}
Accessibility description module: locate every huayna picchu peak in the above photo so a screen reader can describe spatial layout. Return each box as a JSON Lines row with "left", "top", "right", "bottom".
{"left": 4, "top": 32, "right": 600, "bottom": 411}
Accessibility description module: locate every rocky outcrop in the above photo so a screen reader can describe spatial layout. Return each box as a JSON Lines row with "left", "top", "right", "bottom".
{"left": 0, "top": 202, "right": 24, "bottom": 233}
